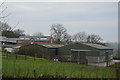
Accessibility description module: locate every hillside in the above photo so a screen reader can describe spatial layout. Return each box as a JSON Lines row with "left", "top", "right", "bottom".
{"left": 2, "top": 52, "right": 117, "bottom": 78}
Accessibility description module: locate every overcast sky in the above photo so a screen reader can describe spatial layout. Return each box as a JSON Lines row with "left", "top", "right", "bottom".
{"left": 3, "top": 2, "right": 118, "bottom": 42}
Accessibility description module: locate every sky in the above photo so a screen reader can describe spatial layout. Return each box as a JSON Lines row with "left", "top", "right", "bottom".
{"left": 1, "top": 2, "right": 118, "bottom": 42}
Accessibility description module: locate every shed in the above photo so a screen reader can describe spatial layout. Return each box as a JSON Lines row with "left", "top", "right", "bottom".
{"left": 57, "top": 43, "right": 113, "bottom": 63}
{"left": 17, "top": 36, "right": 52, "bottom": 45}
{"left": 18, "top": 43, "right": 64, "bottom": 59}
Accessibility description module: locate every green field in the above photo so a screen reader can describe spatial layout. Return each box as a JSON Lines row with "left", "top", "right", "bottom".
{"left": 1, "top": 52, "right": 118, "bottom": 78}
{"left": 111, "top": 62, "right": 120, "bottom": 68}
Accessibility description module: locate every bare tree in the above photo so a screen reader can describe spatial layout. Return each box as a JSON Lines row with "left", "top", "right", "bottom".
{"left": 33, "top": 32, "right": 44, "bottom": 36}
{"left": 50, "top": 24, "right": 67, "bottom": 44}
{"left": 0, "top": 21, "right": 12, "bottom": 31}
{"left": 62, "top": 33, "right": 72, "bottom": 45}
{"left": 0, "top": 0, "right": 11, "bottom": 20}
{"left": 87, "top": 34, "right": 103, "bottom": 43}
{"left": 72, "top": 32, "right": 87, "bottom": 42}
{"left": 14, "top": 29, "right": 25, "bottom": 35}
{"left": 0, "top": 1, "right": 25, "bottom": 38}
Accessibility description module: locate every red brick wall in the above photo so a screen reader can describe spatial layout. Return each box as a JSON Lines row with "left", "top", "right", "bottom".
{"left": 17, "top": 40, "right": 52, "bottom": 45}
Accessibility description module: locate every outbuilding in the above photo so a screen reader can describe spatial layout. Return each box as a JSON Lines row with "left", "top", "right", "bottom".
{"left": 18, "top": 43, "right": 64, "bottom": 59}
{"left": 18, "top": 43, "right": 113, "bottom": 64}
{"left": 57, "top": 43, "right": 113, "bottom": 63}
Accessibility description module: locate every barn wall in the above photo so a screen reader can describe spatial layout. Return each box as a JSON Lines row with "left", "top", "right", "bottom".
{"left": 99, "top": 49, "right": 113, "bottom": 61}
{"left": 18, "top": 44, "right": 57, "bottom": 60}
{"left": 58, "top": 43, "right": 113, "bottom": 63}
{"left": 86, "top": 56, "right": 106, "bottom": 63}
{"left": 19, "top": 44, "right": 48, "bottom": 58}
{"left": 57, "top": 43, "right": 98, "bottom": 62}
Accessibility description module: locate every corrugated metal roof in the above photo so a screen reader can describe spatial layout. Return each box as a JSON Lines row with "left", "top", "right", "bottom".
{"left": 6, "top": 38, "right": 18, "bottom": 43}
{"left": 39, "top": 44, "right": 64, "bottom": 48}
{"left": 71, "top": 49, "right": 99, "bottom": 52}
{"left": 0, "top": 36, "right": 7, "bottom": 41}
{"left": 0, "top": 36, "right": 18, "bottom": 43}
{"left": 82, "top": 43, "right": 112, "bottom": 50}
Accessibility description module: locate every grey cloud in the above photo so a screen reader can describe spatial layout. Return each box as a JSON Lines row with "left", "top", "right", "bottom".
{"left": 5, "top": 2, "right": 118, "bottom": 42}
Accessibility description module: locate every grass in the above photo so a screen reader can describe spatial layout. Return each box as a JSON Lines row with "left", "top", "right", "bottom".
{"left": 0, "top": 52, "right": 2, "bottom": 78}
{"left": 111, "top": 62, "right": 120, "bottom": 68}
{"left": 2, "top": 52, "right": 118, "bottom": 78}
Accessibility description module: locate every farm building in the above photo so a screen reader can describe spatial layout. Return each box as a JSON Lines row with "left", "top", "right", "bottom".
{"left": 17, "top": 36, "right": 53, "bottom": 45}
{"left": 0, "top": 36, "right": 18, "bottom": 48}
{"left": 57, "top": 43, "right": 113, "bottom": 63}
{"left": 0, "top": 36, "right": 20, "bottom": 52}
{"left": 18, "top": 43, "right": 64, "bottom": 59}
{"left": 19, "top": 43, "right": 113, "bottom": 63}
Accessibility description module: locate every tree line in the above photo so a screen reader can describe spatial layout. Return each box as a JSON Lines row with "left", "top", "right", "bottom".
{"left": 0, "top": 21, "right": 25, "bottom": 38}
{"left": 0, "top": 22, "right": 104, "bottom": 45}
{"left": 50, "top": 24, "right": 103, "bottom": 45}
{"left": 0, "top": 1, "right": 103, "bottom": 45}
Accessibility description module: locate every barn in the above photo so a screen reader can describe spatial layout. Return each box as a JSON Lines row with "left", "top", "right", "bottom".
{"left": 18, "top": 43, "right": 64, "bottom": 59}
{"left": 18, "top": 43, "right": 113, "bottom": 63}
{"left": 17, "top": 36, "right": 52, "bottom": 45}
{"left": 57, "top": 43, "right": 113, "bottom": 63}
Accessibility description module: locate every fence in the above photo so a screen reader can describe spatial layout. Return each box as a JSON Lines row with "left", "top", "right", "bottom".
{"left": 2, "top": 52, "right": 120, "bottom": 79}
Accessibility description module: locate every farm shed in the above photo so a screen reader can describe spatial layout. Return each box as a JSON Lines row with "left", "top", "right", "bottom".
{"left": 17, "top": 36, "right": 52, "bottom": 45}
{"left": 0, "top": 36, "right": 18, "bottom": 48}
{"left": 18, "top": 43, "right": 64, "bottom": 59}
{"left": 57, "top": 43, "right": 113, "bottom": 63}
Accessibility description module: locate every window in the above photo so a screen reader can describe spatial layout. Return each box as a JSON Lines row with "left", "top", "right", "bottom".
{"left": 20, "top": 38, "right": 24, "bottom": 40}
{"left": 40, "top": 38, "right": 48, "bottom": 41}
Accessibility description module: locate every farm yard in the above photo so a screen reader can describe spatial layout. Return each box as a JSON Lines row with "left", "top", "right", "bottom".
{"left": 0, "top": 1, "right": 119, "bottom": 80}
{"left": 1, "top": 52, "right": 120, "bottom": 79}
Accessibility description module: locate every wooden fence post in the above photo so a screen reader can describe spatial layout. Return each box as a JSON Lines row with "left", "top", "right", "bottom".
{"left": 25, "top": 55, "right": 27, "bottom": 60}
{"left": 34, "top": 53, "right": 36, "bottom": 61}
{"left": 33, "top": 69, "right": 36, "bottom": 78}
{"left": 116, "top": 68, "right": 120, "bottom": 79}
{"left": 6, "top": 52, "right": 8, "bottom": 59}
{"left": 15, "top": 53, "right": 17, "bottom": 60}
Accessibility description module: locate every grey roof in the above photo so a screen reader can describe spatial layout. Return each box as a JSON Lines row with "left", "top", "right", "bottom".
{"left": 39, "top": 43, "right": 64, "bottom": 48}
{"left": 82, "top": 43, "right": 112, "bottom": 50}
{"left": 71, "top": 49, "right": 99, "bottom": 52}
{"left": 19, "top": 36, "right": 51, "bottom": 41}
{"left": 0, "top": 36, "right": 7, "bottom": 41}
{"left": 6, "top": 38, "right": 18, "bottom": 43}
{"left": 0, "top": 36, "right": 18, "bottom": 43}
{"left": 1, "top": 44, "right": 17, "bottom": 48}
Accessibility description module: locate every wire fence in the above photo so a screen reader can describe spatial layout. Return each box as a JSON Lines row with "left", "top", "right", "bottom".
{"left": 2, "top": 52, "right": 120, "bottom": 79}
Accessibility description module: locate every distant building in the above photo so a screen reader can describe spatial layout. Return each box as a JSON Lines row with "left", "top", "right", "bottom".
{"left": 17, "top": 36, "right": 53, "bottom": 45}
{"left": 19, "top": 42, "right": 113, "bottom": 63}
{"left": 18, "top": 43, "right": 64, "bottom": 59}
{"left": 58, "top": 43, "right": 113, "bottom": 63}
{"left": 0, "top": 36, "right": 18, "bottom": 48}
{"left": 0, "top": 36, "right": 19, "bottom": 53}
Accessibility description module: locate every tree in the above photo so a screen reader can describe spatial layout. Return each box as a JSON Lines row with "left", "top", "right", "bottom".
{"left": 62, "top": 33, "right": 72, "bottom": 45}
{"left": 0, "top": 21, "right": 25, "bottom": 38}
{"left": 33, "top": 32, "right": 43, "bottom": 36}
{"left": 13, "top": 29, "right": 25, "bottom": 37}
{"left": 0, "top": 0, "right": 11, "bottom": 20}
{"left": 86, "top": 34, "right": 103, "bottom": 43}
{"left": 0, "top": 21, "right": 12, "bottom": 31}
{"left": 72, "top": 32, "right": 87, "bottom": 42}
{"left": 50, "top": 24, "right": 67, "bottom": 44}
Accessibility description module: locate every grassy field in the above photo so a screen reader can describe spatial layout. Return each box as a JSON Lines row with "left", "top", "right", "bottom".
{"left": 110, "top": 62, "right": 120, "bottom": 68}
{"left": 1, "top": 52, "right": 118, "bottom": 78}
{"left": 0, "top": 52, "right": 2, "bottom": 78}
